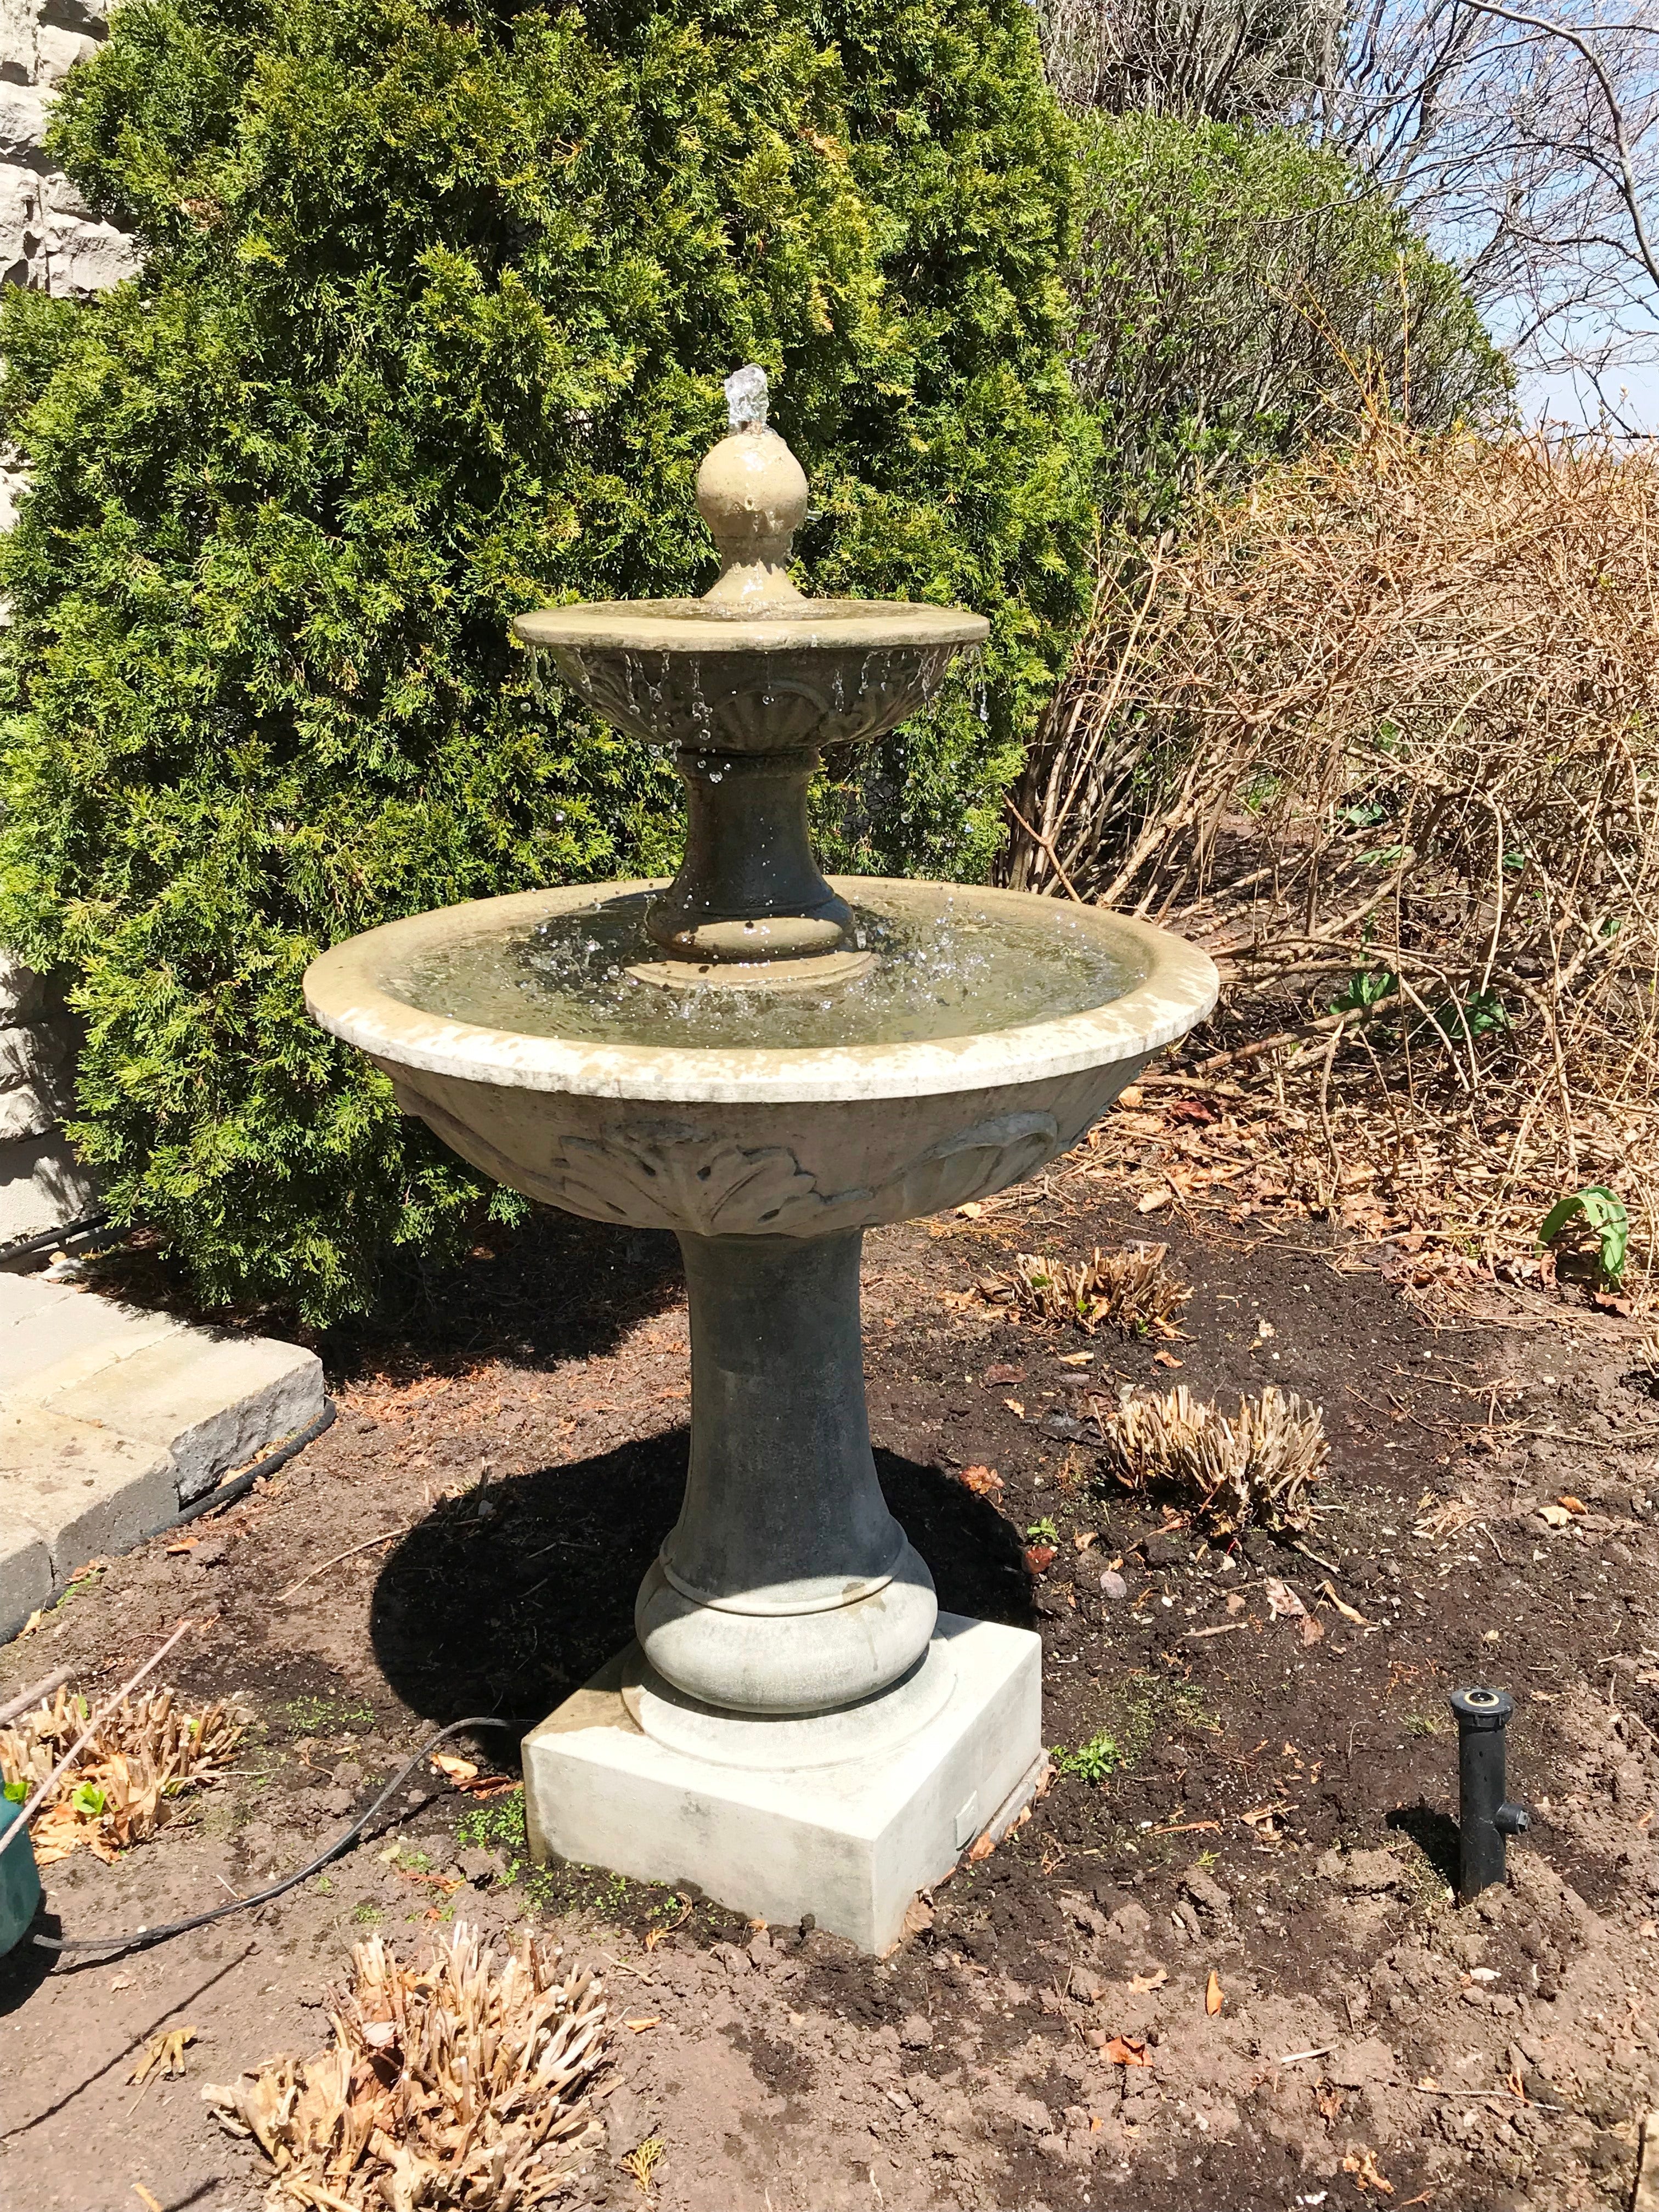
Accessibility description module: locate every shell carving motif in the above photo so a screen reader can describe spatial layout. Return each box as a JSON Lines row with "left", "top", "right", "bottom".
{"left": 549, "top": 1136, "right": 853, "bottom": 1236}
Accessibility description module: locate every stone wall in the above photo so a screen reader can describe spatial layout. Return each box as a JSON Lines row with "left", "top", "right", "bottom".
{"left": 0, "top": 0, "right": 128, "bottom": 1246}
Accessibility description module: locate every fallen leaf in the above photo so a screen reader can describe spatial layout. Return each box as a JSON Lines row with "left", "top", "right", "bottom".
{"left": 1318, "top": 1579, "right": 1373, "bottom": 1627}
{"left": 967, "top": 1829, "right": 996, "bottom": 1863}
{"left": 960, "top": 1465, "right": 1003, "bottom": 1498}
{"left": 1205, "top": 1970, "right": 1224, "bottom": 2016}
{"left": 1024, "top": 1544, "right": 1057, "bottom": 1575}
{"left": 430, "top": 1752, "right": 478, "bottom": 1786}
{"left": 1057, "top": 1351, "right": 1095, "bottom": 1367}
{"left": 1556, "top": 1494, "right": 1587, "bottom": 1515}
{"left": 1301, "top": 1613, "right": 1325, "bottom": 1646}
{"left": 1004, "top": 1398, "right": 1026, "bottom": 1418}
{"left": 1130, "top": 1967, "right": 1167, "bottom": 1993}
{"left": 900, "top": 1894, "right": 935, "bottom": 1940}
{"left": 956, "top": 1202, "right": 984, "bottom": 1220}
{"left": 624, "top": 2017, "right": 663, "bottom": 2033}
{"left": 1263, "top": 1577, "right": 1307, "bottom": 1620}
{"left": 1153, "top": 1351, "right": 1183, "bottom": 1369}
{"left": 1073, "top": 1529, "right": 1099, "bottom": 1553}
{"left": 984, "top": 1363, "right": 1025, "bottom": 1385}
{"left": 14, "top": 1609, "right": 42, "bottom": 1639}
{"left": 1136, "top": 1187, "right": 1172, "bottom": 1214}
{"left": 1103, "top": 2034, "right": 1149, "bottom": 2066}
{"left": 1342, "top": 2144, "right": 1395, "bottom": 2194}
{"left": 1537, "top": 1504, "right": 1571, "bottom": 1530}
{"left": 129, "top": 2026, "right": 196, "bottom": 2087}
{"left": 1225, "top": 1592, "right": 1246, "bottom": 1615}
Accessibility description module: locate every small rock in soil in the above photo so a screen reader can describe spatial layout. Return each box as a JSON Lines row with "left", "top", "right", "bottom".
{"left": 1100, "top": 1568, "right": 1128, "bottom": 1600}
{"left": 898, "top": 2012, "right": 934, "bottom": 2049}
{"left": 1144, "top": 1531, "right": 1186, "bottom": 1568}
{"left": 1181, "top": 1864, "right": 1232, "bottom": 1918}
{"left": 1317, "top": 1846, "right": 1404, "bottom": 1894}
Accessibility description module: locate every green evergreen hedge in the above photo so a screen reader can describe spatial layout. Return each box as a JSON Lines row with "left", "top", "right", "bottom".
{"left": 0, "top": 0, "right": 1093, "bottom": 1320}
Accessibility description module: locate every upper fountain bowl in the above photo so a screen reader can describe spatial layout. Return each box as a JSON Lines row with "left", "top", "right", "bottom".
{"left": 512, "top": 365, "right": 986, "bottom": 759}
{"left": 512, "top": 597, "right": 986, "bottom": 757}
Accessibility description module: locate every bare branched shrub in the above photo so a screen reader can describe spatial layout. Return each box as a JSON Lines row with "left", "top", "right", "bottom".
{"left": 991, "top": 1243, "right": 1192, "bottom": 1334}
{"left": 0, "top": 1684, "right": 243, "bottom": 1864}
{"left": 1008, "top": 422, "right": 1659, "bottom": 1276}
{"left": 206, "top": 1925, "right": 609, "bottom": 2208}
{"left": 1101, "top": 1384, "right": 1329, "bottom": 1528}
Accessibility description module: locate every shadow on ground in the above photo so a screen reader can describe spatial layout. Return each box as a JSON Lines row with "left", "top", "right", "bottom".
{"left": 369, "top": 1438, "right": 1037, "bottom": 1729}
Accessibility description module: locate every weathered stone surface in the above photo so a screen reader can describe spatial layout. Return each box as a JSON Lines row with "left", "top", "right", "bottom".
{"left": 0, "top": 1405, "right": 175, "bottom": 1581}
{"left": 0, "top": 1510, "right": 49, "bottom": 1636}
{"left": 0, "top": 0, "right": 35, "bottom": 86}
{"left": 0, "top": 80, "right": 46, "bottom": 156}
{"left": 0, "top": 955, "right": 41, "bottom": 1025}
{"left": 45, "top": 209, "right": 137, "bottom": 292}
{"left": 0, "top": 1284, "right": 177, "bottom": 1392}
{"left": 37, "top": 1329, "right": 326, "bottom": 1502}
{"left": 0, "top": 1130, "right": 97, "bottom": 1248}
{"left": 32, "top": 21, "right": 92, "bottom": 77}
{"left": 40, "top": 0, "right": 109, "bottom": 32}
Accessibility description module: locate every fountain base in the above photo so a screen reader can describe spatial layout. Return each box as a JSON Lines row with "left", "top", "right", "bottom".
{"left": 522, "top": 1614, "right": 1042, "bottom": 1954}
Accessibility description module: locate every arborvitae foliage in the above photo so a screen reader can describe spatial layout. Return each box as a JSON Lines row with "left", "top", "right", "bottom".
{"left": 0, "top": 0, "right": 1092, "bottom": 1319}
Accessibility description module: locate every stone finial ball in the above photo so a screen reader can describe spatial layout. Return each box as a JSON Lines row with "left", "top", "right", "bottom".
{"left": 696, "top": 428, "right": 810, "bottom": 566}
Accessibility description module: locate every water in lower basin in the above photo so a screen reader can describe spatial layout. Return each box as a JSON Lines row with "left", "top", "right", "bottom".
{"left": 388, "top": 885, "right": 1138, "bottom": 1050}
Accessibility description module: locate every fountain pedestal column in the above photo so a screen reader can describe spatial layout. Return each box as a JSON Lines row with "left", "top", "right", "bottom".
{"left": 636, "top": 1230, "right": 937, "bottom": 1714}
{"left": 521, "top": 1229, "right": 1043, "bottom": 1953}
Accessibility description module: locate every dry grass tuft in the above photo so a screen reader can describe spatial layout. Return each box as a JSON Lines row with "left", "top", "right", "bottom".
{"left": 1007, "top": 421, "right": 1659, "bottom": 1285}
{"left": 0, "top": 1684, "right": 243, "bottom": 1864}
{"left": 1099, "top": 1384, "right": 1328, "bottom": 1531}
{"left": 992, "top": 1243, "right": 1190, "bottom": 1336}
{"left": 205, "top": 1923, "right": 609, "bottom": 2209}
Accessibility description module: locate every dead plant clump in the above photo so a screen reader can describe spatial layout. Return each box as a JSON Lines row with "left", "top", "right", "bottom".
{"left": 0, "top": 1684, "right": 243, "bottom": 1864}
{"left": 1006, "top": 420, "right": 1659, "bottom": 1290}
{"left": 990, "top": 1243, "right": 1190, "bottom": 1335}
{"left": 1099, "top": 1384, "right": 1329, "bottom": 1531}
{"left": 206, "top": 1923, "right": 610, "bottom": 2210}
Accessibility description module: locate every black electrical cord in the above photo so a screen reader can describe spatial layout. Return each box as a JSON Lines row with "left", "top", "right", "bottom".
{"left": 31, "top": 1714, "right": 520, "bottom": 1956}
{"left": 160, "top": 1399, "right": 338, "bottom": 1533}
{"left": 0, "top": 1209, "right": 110, "bottom": 1265}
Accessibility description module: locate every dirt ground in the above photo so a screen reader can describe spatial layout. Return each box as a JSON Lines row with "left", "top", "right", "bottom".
{"left": 2, "top": 1099, "right": 1657, "bottom": 2212}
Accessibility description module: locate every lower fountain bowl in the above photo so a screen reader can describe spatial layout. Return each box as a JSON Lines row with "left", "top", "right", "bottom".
{"left": 302, "top": 877, "right": 1220, "bottom": 1237}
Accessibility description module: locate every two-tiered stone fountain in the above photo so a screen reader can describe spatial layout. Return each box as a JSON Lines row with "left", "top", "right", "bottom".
{"left": 306, "top": 369, "right": 1217, "bottom": 1950}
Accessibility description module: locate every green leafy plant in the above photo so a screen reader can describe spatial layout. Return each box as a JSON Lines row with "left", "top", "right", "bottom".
{"left": 2, "top": 1779, "right": 26, "bottom": 1803}
{"left": 1025, "top": 1515, "right": 1060, "bottom": 1545}
{"left": 68, "top": 1780, "right": 107, "bottom": 1819}
{"left": 1541, "top": 1184, "right": 1629, "bottom": 1284}
{"left": 0, "top": 0, "right": 1092, "bottom": 1322}
{"left": 1051, "top": 1728, "right": 1120, "bottom": 1782}
{"left": 1331, "top": 966, "right": 1400, "bottom": 1015}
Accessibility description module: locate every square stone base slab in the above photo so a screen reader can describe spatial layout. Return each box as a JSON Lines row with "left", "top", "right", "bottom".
{"left": 522, "top": 1612, "right": 1042, "bottom": 1955}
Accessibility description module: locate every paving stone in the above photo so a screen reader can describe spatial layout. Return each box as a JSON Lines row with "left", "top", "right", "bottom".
{"left": 0, "top": 1509, "right": 50, "bottom": 1638}
{"left": 0, "top": 1287, "right": 177, "bottom": 1393}
{"left": 0, "top": 1406, "right": 174, "bottom": 1587}
{"left": 39, "top": 1329, "right": 326, "bottom": 1502}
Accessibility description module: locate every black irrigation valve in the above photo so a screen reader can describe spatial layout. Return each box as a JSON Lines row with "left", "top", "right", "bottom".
{"left": 1451, "top": 1686, "right": 1530, "bottom": 1903}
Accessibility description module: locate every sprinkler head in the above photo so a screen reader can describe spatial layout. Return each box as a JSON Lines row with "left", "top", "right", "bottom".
{"left": 1450, "top": 1685, "right": 1529, "bottom": 1904}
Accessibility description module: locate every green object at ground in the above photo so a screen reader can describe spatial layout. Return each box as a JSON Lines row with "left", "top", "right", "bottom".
{"left": 0, "top": 1793, "right": 42, "bottom": 1958}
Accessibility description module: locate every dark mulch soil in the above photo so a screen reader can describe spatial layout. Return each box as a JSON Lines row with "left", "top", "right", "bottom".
{"left": 1, "top": 1156, "right": 1657, "bottom": 2211}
